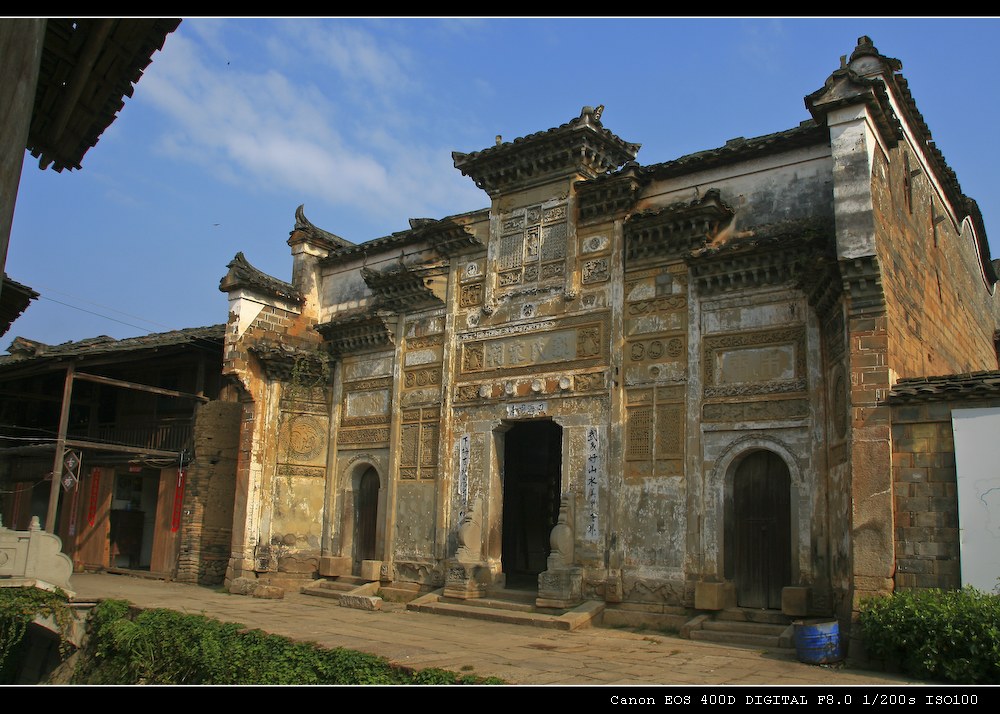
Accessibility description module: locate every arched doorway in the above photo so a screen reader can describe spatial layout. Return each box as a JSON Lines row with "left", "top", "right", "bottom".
{"left": 732, "top": 450, "right": 791, "bottom": 609}
{"left": 501, "top": 420, "right": 562, "bottom": 589}
{"left": 354, "top": 467, "right": 380, "bottom": 570}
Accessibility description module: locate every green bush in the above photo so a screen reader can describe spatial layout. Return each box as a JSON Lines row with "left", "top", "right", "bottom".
{"left": 859, "top": 587, "right": 1000, "bottom": 684}
{"left": 73, "top": 600, "right": 504, "bottom": 685}
{"left": 0, "top": 586, "right": 74, "bottom": 680}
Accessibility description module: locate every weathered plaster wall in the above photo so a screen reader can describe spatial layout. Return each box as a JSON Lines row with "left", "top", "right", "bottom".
{"left": 639, "top": 145, "right": 834, "bottom": 231}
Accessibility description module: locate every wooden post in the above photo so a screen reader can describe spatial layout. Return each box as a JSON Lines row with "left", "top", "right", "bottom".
{"left": 45, "top": 361, "right": 75, "bottom": 532}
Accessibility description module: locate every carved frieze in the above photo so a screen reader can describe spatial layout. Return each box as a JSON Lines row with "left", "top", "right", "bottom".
{"left": 406, "top": 334, "right": 444, "bottom": 349}
{"left": 628, "top": 335, "right": 685, "bottom": 363}
{"left": 455, "top": 384, "right": 482, "bottom": 402}
{"left": 580, "top": 234, "right": 609, "bottom": 255}
{"left": 627, "top": 295, "right": 687, "bottom": 316}
{"left": 702, "top": 398, "right": 809, "bottom": 422}
{"left": 403, "top": 367, "right": 442, "bottom": 390}
{"left": 574, "top": 371, "right": 605, "bottom": 392}
{"left": 338, "top": 427, "right": 390, "bottom": 445}
{"left": 275, "top": 464, "right": 326, "bottom": 478}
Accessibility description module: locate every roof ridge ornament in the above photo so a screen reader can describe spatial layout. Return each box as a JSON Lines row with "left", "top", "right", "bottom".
{"left": 291, "top": 204, "right": 352, "bottom": 250}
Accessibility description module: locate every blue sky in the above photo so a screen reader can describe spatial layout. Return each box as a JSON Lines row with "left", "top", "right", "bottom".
{"left": 7, "top": 17, "right": 1000, "bottom": 346}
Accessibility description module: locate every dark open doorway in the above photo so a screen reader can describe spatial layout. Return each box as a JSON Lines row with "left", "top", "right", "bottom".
{"left": 732, "top": 450, "right": 791, "bottom": 609}
{"left": 354, "top": 466, "right": 379, "bottom": 572}
{"left": 502, "top": 420, "right": 562, "bottom": 589}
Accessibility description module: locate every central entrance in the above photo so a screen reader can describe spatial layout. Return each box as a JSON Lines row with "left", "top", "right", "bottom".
{"left": 732, "top": 450, "right": 791, "bottom": 609}
{"left": 501, "top": 420, "right": 562, "bottom": 589}
{"left": 354, "top": 467, "right": 380, "bottom": 570}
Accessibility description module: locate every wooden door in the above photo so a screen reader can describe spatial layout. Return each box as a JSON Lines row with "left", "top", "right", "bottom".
{"left": 733, "top": 451, "right": 790, "bottom": 609}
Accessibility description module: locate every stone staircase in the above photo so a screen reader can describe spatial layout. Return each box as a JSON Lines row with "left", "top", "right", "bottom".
{"left": 681, "top": 608, "right": 795, "bottom": 651}
{"left": 407, "top": 586, "right": 605, "bottom": 631}
{"left": 301, "top": 575, "right": 382, "bottom": 607}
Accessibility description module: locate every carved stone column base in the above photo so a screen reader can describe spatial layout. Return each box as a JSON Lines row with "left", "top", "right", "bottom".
{"left": 537, "top": 567, "right": 583, "bottom": 609}
{"left": 443, "top": 561, "right": 490, "bottom": 599}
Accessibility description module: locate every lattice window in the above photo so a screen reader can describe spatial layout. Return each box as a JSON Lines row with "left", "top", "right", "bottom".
{"left": 496, "top": 203, "right": 568, "bottom": 290}
{"left": 399, "top": 408, "right": 440, "bottom": 480}
{"left": 626, "top": 387, "right": 685, "bottom": 474}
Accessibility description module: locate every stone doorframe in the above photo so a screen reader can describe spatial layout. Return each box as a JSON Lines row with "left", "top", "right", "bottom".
{"left": 708, "top": 434, "right": 804, "bottom": 587}
{"left": 338, "top": 455, "right": 387, "bottom": 575}
{"left": 483, "top": 416, "right": 569, "bottom": 580}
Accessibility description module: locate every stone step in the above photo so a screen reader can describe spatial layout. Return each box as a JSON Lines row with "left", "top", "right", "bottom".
{"left": 439, "top": 596, "right": 544, "bottom": 614}
{"left": 378, "top": 586, "right": 422, "bottom": 604}
{"left": 689, "top": 628, "right": 788, "bottom": 650}
{"left": 408, "top": 591, "right": 604, "bottom": 631}
{"left": 701, "top": 619, "right": 787, "bottom": 636}
{"left": 300, "top": 576, "right": 372, "bottom": 599}
{"left": 484, "top": 587, "right": 538, "bottom": 605}
{"left": 715, "top": 608, "right": 793, "bottom": 626}
{"left": 301, "top": 586, "right": 344, "bottom": 600}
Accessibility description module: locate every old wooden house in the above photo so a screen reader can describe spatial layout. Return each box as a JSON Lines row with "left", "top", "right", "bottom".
{"left": 0, "top": 325, "right": 240, "bottom": 585}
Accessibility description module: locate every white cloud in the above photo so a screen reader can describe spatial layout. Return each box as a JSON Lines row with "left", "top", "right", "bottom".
{"left": 137, "top": 21, "right": 484, "bottom": 238}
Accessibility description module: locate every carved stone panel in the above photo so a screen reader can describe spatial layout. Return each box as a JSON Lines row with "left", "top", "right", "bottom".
{"left": 582, "top": 257, "right": 609, "bottom": 284}
{"left": 703, "top": 327, "right": 807, "bottom": 398}
{"left": 460, "top": 320, "right": 606, "bottom": 378}
{"left": 278, "top": 413, "right": 328, "bottom": 467}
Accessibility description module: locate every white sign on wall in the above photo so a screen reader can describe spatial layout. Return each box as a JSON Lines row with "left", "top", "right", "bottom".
{"left": 951, "top": 407, "right": 1000, "bottom": 592}
{"left": 584, "top": 426, "right": 601, "bottom": 542}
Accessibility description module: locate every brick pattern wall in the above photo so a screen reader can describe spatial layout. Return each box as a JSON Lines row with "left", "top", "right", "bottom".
{"left": 890, "top": 399, "right": 964, "bottom": 590}
{"left": 873, "top": 146, "right": 1000, "bottom": 379}
{"left": 176, "top": 399, "right": 241, "bottom": 585}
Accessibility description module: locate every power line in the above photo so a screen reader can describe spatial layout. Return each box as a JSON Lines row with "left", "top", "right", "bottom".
{"left": 39, "top": 295, "right": 158, "bottom": 332}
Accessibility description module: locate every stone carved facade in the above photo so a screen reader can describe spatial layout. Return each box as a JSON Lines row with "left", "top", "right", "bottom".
{"left": 219, "top": 38, "right": 999, "bottom": 644}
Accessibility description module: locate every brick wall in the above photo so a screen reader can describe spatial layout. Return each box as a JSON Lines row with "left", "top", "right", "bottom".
{"left": 890, "top": 398, "right": 964, "bottom": 590}
{"left": 873, "top": 145, "right": 1000, "bottom": 379}
{"left": 176, "top": 399, "right": 241, "bottom": 585}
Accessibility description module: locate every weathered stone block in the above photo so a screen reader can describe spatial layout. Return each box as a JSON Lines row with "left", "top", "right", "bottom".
{"left": 359, "top": 559, "right": 382, "bottom": 581}
{"left": 252, "top": 584, "right": 285, "bottom": 599}
{"left": 319, "top": 555, "right": 352, "bottom": 577}
{"left": 781, "top": 586, "right": 811, "bottom": 617}
{"left": 339, "top": 593, "right": 382, "bottom": 610}
{"left": 694, "top": 581, "right": 736, "bottom": 610}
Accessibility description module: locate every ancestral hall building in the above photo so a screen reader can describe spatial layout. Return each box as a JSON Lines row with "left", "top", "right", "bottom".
{"left": 219, "top": 37, "right": 1000, "bottom": 629}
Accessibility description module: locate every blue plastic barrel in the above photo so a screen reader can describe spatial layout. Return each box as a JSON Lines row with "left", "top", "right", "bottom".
{"left": 793, "top": 620, "right": 843, "bottom": 664}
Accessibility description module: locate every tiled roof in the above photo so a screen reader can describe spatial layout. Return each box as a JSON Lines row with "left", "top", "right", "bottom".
{"left": 639, "top": 121, "right": 828, "bottom": 181}
{"left": 453, "top": 105, "right": 640, "bottom": 170}
{"left": 319, "top": 209, "right": 487, "bottom": 266}
{"left": 0, "top": 275, "right": 39, "bottom": 338}
{"left": 219, "top": 252, "right": 303, "bottom": 304}
{"left": 889, "top": 371, "right": 1000, "bottom": 402}
{"left": 27, "top": 18, "right": 181, "bottom": 172}
{"left": 0, "top": 324, "right": 225, "bottom": 369}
